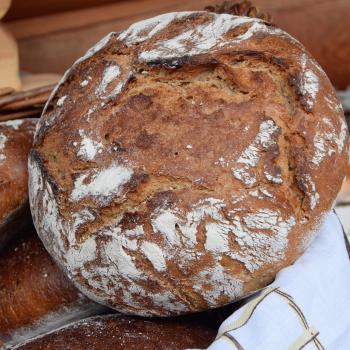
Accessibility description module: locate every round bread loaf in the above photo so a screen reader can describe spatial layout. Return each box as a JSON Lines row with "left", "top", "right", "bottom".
{"left": 29, "top": 11, "right": 349, "bottom": 316}
{"left": 11, "top": 314, "right": 216, "bottom": 350}
{"left": 0, "top": 119, "right": 37, "bottom": 250}
{"left": 0, "top": 229, "right": 104, "bottom": 348}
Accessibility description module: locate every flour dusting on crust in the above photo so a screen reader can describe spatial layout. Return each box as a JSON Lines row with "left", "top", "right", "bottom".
{"left": 138, "top": 14, "right": 255, "bottom": 62}
{"left": 0, "top": 119, "right": 26, "bottom": 130}
{"left": 300, "top": 174, "right": 319, "bottom": 210}
{"left": 233, "top": 119, "right": 280, "bottom": 187}
{"left": 229, "top": 209, "right": 296, "bottom": 272}
{"left": 76, "top": 129, "right": 103, "bottom": 161}
{"left": 312, "top": 116, "right": 348, "bottom": 166}
{"left": 0, "top": 133, "right": 7, "bottom": 162}
{"left": 140, "top": 241, "right": 167, "bottom": 272}
{"left": 299, "top": 54, "right": 319, "bottom": 110}
{"left": 56, "top": 95, "right": 67, "bottom": 107}
{"left": 132, "top": 13, "right": 294, "bottom": 64}
{"left": 193, "top": 264, "right": 243, "bottom": 306}
{"left": 70, "top": 163, "right": 133, "bottom": 205}
{"left": 95, "top": 64, "right": 121, "bottom": 98}
{"left": 118, "top": 12, "right": 193, "bottom": 46}
{"left": 151, "top": 198, "right": 295, "bottom": 274}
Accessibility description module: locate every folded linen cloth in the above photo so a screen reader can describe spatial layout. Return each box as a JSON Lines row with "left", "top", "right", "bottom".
{"left": 205, "top": 211, "right": 350, "bottom": 350}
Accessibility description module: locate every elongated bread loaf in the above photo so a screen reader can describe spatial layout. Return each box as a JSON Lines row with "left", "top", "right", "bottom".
{"left": 0, "top": 230, "right": 104, "bottom": 348}
{"left": 0, "top": 119, "right": 37, "bottom": 250}
{"left": 11, "top": 314, "right": 216, "bottom": 350}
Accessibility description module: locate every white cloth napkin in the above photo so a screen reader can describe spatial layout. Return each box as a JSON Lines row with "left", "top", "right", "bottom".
{"left": 206, "top": 211, "right": 350, "bottom": 350}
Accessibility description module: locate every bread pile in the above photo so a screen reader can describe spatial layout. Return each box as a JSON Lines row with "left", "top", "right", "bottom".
{"left": 1, "top": 7, "right": 349, "bottom": 350}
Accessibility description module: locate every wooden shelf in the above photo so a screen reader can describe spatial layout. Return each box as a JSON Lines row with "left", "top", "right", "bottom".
{"left": 4, "top": 0, "right": 120, "bottom": 21}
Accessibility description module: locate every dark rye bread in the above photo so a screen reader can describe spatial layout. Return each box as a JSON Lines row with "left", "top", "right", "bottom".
{"left": 29, "top": 12, "right": 349, "bottom": 316}
{"left": 0, "top": 230, "right": 105, "bottom": 348}
{"left": 0, "top": 119, "right": 37, "bottom": 250}
{"left": 11, "top": 314, "right": 216, "bottom": 350}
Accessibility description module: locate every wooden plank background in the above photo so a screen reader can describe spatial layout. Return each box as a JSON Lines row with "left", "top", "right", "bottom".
{"left": 3, "top": 0, "right": 350, "bottom": 89}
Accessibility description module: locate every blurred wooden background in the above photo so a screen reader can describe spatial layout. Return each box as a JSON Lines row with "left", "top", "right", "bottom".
{"left": 2, "top": 0, "right": 350, "bottom": 90}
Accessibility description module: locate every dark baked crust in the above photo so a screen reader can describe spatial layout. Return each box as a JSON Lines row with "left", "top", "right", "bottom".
{"left": 29, "top": 12, "right": 349, "bottom": 316}
{"left": 12, "top": 314, "right": 216, "bottom": 350}
{"left": 0, "top": 119, "right": 37, "bottom": 250}
{"left": 0, "top": 230, "right": 104, "bottom": 347}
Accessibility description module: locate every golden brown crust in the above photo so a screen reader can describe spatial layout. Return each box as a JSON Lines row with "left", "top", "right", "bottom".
{"left": 29, "top": 12, "right": 349, "bottom": 316}
{"left": 0, "top": 119, "right": 37, "bottom": 250}
{"left": 12, "top": 314, "right": 216, "bottom": 350}
{"left": 0, "top": 230, "right": 103, "bottom": 346}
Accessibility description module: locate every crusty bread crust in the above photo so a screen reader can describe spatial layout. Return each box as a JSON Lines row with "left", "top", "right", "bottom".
{"left": 29, "top": 12, "right": 349, "bottom": 316}
{"left": 12, "top": 314, "right": 216, "bottom": 350}
{"left": 0, "top": 119, "right": 37, "bottom": 250}
{"left": 0, "top": 230, "right": 104, "bottom": 347}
